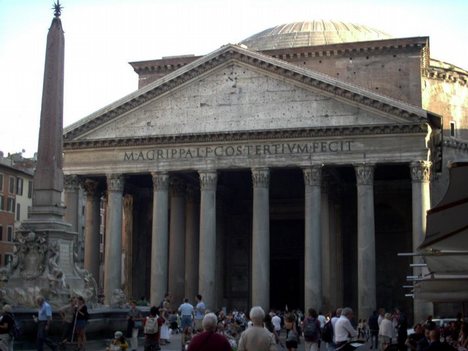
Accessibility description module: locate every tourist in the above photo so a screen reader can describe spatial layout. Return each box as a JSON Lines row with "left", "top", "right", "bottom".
{"left": 395, "top": 308, "right": 408, "bottom": 351}
{"left": 59, "top": 297, "right": 77, "bottom": 344}
{"left": 181, "top": 326, "right": 193, "bottom": 351}
{"left": 0, "top": 304, "right": 15, "bottom": 351}
{"left": 369, "top": 310, "right": 380, "bottom": 350}
{"left": 143, "top": 306, "right": 164, "bottom": 351}
{"left": 194, "top": 294, "right": 205, "bottom": 333}
{"left": 303, "top": 308, "right": 321, "bottom": 351}
{"left": 406, "top": 324, "right": 425, "bottom": 351}
{"left": 285, "top": 312, "right": 299, "bottom": 351}
{"left": 271, "top": 311, "right": 282, "bottom": 338}
{"left": 178, "top": 298, "right": 194, "bottom": 330}
{"left": 107, "top": 331, "right": 128, "bottom": 351}
{"left": 127, "top": 300, "right": 143, "bottom": 351}
{"left": 35, "top": 296, "right": 57, "bottom": 351}
{"left": 159, "top": 294, "right": 171, "bottom": 344}
{"left": 334, "top": 307, "right": 357, "bottom": 351}
{"left": 237, "top": 306, "right": 277, "bottom": 351}
{"left": 75, "top": 296, "right": 89, "bottom": 351}
{"left": 379, "top": 313, "right": 394, "bottom": 351}
{"left": 187, "top": 313, "right": 231, "bottom": 351}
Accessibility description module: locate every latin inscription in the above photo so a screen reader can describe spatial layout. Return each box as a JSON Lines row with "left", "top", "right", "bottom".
{"left": 123, "top": 141, "right": 353, "bottom": 161}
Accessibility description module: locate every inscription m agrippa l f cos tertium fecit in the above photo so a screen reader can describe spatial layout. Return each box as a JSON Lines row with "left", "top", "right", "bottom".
{"left": 123, "top": 141, "right": 353, "bottom": 161}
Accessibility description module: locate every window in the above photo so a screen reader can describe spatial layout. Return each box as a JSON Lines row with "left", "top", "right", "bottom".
{"left": 4, "top": 255, "right": 11, "bottom": 266}
{"left": 16, "top": 177, "right": 24, "bottom": 196}
{"left": 450, "top": 121, "right": 456, "bottom": 137}
{"left": 7, "top": 198, "right": 15, "bottom": 212}
{"left": 0, "top": 174, "right": 3, "bottom": 192}
{"left": 16, "top": 203, "right": 21, "bottom": 220}
{"left": 9, "top": 177, "right": 15, "bottom": 194}
{"left": 0, "top": 195, "right": 4, "bottom": 211}
{"left": 0, "top": 226, "right": 2, "bottom": 241}
{"left": 28, "top": 180, "right": 33, "bottom": 198}
{"left": 7, "top": 226, "right": 13, "bottom": 241}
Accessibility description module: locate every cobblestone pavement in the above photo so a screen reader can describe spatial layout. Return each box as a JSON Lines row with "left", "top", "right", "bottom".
{"left": 16, "top": 332, "right": 372, "bottom": 351}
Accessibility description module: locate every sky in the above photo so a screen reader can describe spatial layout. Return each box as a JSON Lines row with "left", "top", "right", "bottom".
{"left": 0, "top": 0, "right": 467, "bottom": 158}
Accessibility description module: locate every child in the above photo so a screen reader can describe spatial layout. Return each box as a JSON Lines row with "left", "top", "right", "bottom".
{"left": 181, "top": 327, "right": 193, "bottom": 351}
{"left": 107, "top": 331, "right": 128, "bottom": 351}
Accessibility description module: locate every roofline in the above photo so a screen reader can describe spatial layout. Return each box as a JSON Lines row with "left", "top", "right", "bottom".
{"left": 129, "top": 36, "right": 429, "bottom": 74}
{"left": 64, "top": 43, "right": 430, "bottom": 140}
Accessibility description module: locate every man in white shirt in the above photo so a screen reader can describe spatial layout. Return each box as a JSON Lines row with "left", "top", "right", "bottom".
{"left": 334, "top": 307, "right": 358, "bottom": 351}
{"left": 271, "top": 312, "right": 282, "bottom": 338}
{"left": 178, "top": 298, "right": 194, "bottom": 330}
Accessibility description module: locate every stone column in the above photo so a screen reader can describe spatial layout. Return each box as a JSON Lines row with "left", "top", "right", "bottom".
{"left": 321, "top": 175, "right": 332, "bottom": 311}
{"left": 410, "top": 161, "right": 433, "bottom": 322}
{"left": 150, "top": 172, "right": 169, "bottom": 306}
{"left": 355, "top": 164, "right": 376, "bottom": 320}
{"left": 169, "top": 177, "right": 186, "bottom": 306}
{"left": 303, "top": 166, "right": 322, "bottom": 311}
{"left": 83, "top": 179, "right": 101, "bottom": 286}
{"left": 104, "top": 174, "right": 124, "bottom": 305}
{"left": 122, "top": 194, "right": 134, "bottom": 298}
{"left": 198, "top": 170, "right": 217, "bottom": 310}
{"left": 251, "top": 168, "right": 270, "bottom": 310}
{"left": 64, "top": 175, "right": 80, "bottom": 232}
{"left": 185, "top": 186, "right": 200, "bottom": 301}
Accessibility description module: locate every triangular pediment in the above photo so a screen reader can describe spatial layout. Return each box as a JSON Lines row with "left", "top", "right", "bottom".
{"left": 64, "top": 44, "right": 429, "bottom": 142}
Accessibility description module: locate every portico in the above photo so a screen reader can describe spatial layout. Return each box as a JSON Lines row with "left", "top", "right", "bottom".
{"left": 63, "top": 44, "right": 439, "bottom": 320}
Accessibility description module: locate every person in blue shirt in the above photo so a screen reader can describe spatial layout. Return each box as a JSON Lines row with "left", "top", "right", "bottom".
{"left": 35, "top": 296, "right": 57, "bottom": 351}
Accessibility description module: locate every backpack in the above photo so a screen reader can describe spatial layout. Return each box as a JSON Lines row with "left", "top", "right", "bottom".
{"left": 303, "top": 318, "right": 319, "bottom": 340}
{"left": 321, "top": 320, "right": 333, "bottom": 343}
{"left": 144, "top": 316, "right": 158, "bottom": 335}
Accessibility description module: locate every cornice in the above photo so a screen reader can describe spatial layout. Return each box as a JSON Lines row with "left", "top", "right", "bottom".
{"left": 423, "top": 66, "right": 468, "bottom": 86}
{"left": 64, "top": 45, "right": 428, "bottom": 142}
{"left": 443, "top": 139, "right": 468, "bottom": 152}
{"left": 261, "top": 37, "right": 429, "bottom": 61}
{"left": 63, "top": 123, "right": 427, "bottom": 150}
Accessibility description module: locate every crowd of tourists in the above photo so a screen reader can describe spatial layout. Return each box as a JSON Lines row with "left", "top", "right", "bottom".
{"left": 0, "top": 293, "right": 466, "bottom": 351}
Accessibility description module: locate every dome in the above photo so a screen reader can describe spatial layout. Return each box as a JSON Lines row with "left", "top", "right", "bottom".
{"left": 241, "top": 20, "right": 393, "bottom": 51}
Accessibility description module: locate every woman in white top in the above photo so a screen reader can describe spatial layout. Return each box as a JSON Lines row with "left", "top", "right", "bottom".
{"left": 378, "top": 313, "right": 395, "bottom": 351}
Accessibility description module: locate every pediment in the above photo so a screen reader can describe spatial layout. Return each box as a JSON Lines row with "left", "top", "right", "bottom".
{"left": 64, "top": 44, "right": 429, "bottom": 143}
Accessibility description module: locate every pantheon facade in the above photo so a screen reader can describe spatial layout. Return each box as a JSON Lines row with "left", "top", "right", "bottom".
{"left": 62, "top": 21, "right": 468, "bottom": 322}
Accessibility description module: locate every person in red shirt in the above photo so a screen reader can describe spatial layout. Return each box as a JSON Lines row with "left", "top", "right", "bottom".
{"left": 187, "top": 313, "right": 231, "bottom": 351}
{"left": 143, "top": 306, "right": 164, "bottom": 351}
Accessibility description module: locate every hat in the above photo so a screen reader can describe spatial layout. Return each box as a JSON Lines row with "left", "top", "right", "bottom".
{"left": 114, "top": 331, "right": 123, "bottom": 338}
{"left": 2, "top": 305, "right": 12, "bottom": 313}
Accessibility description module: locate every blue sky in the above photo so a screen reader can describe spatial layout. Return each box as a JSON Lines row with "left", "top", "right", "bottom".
{"left": 0, "top": 0, "right": 467, "bottom": 157}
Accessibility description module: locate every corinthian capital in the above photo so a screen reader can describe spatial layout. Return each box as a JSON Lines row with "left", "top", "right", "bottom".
{"left": 199, "top": 171, "right": 217, "bottom": 191}
{"left": 106, "top": 174, "right": 124, "bottom": 192}
{"left": 303, "top": 165, "right": 322, "bottom": 187}
{"left": 410, "top": 161, "right": 431, "bottom": 183}
{"left": 170, "top": 177, "right": 186, "bottom": 196}
{"left": 151, "top": 172, "right": 169, "bottom": 191}
{"left": 64, "top": 175, "right": 81, "bottom": 191}
{"left": 251, "top": 168, "right": 270, "bottom": 188}
{"left": 83, "top": 179, "right": 99, "bottom": 196}
{"left": 355, "top": 164, "right": 375, "bottom": 186}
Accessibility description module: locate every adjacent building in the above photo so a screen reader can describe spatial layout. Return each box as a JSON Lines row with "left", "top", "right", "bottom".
{"left": 62, "top": 21, "right": 468, "bottom": 322}
{"left": 0, "top": 152, "right": 35, "bottom": 267}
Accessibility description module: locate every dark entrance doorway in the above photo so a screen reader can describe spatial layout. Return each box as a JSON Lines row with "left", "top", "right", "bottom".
{"left": 270, "top": 219, "right": 304, "bottom": 311}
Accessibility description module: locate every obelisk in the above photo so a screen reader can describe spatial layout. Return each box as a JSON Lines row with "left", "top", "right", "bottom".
{"left": 29, "top": 1, "right": 66, "bottom": 227}
{"left": 0, "top": 2, "right": 96, "bottom": 308}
